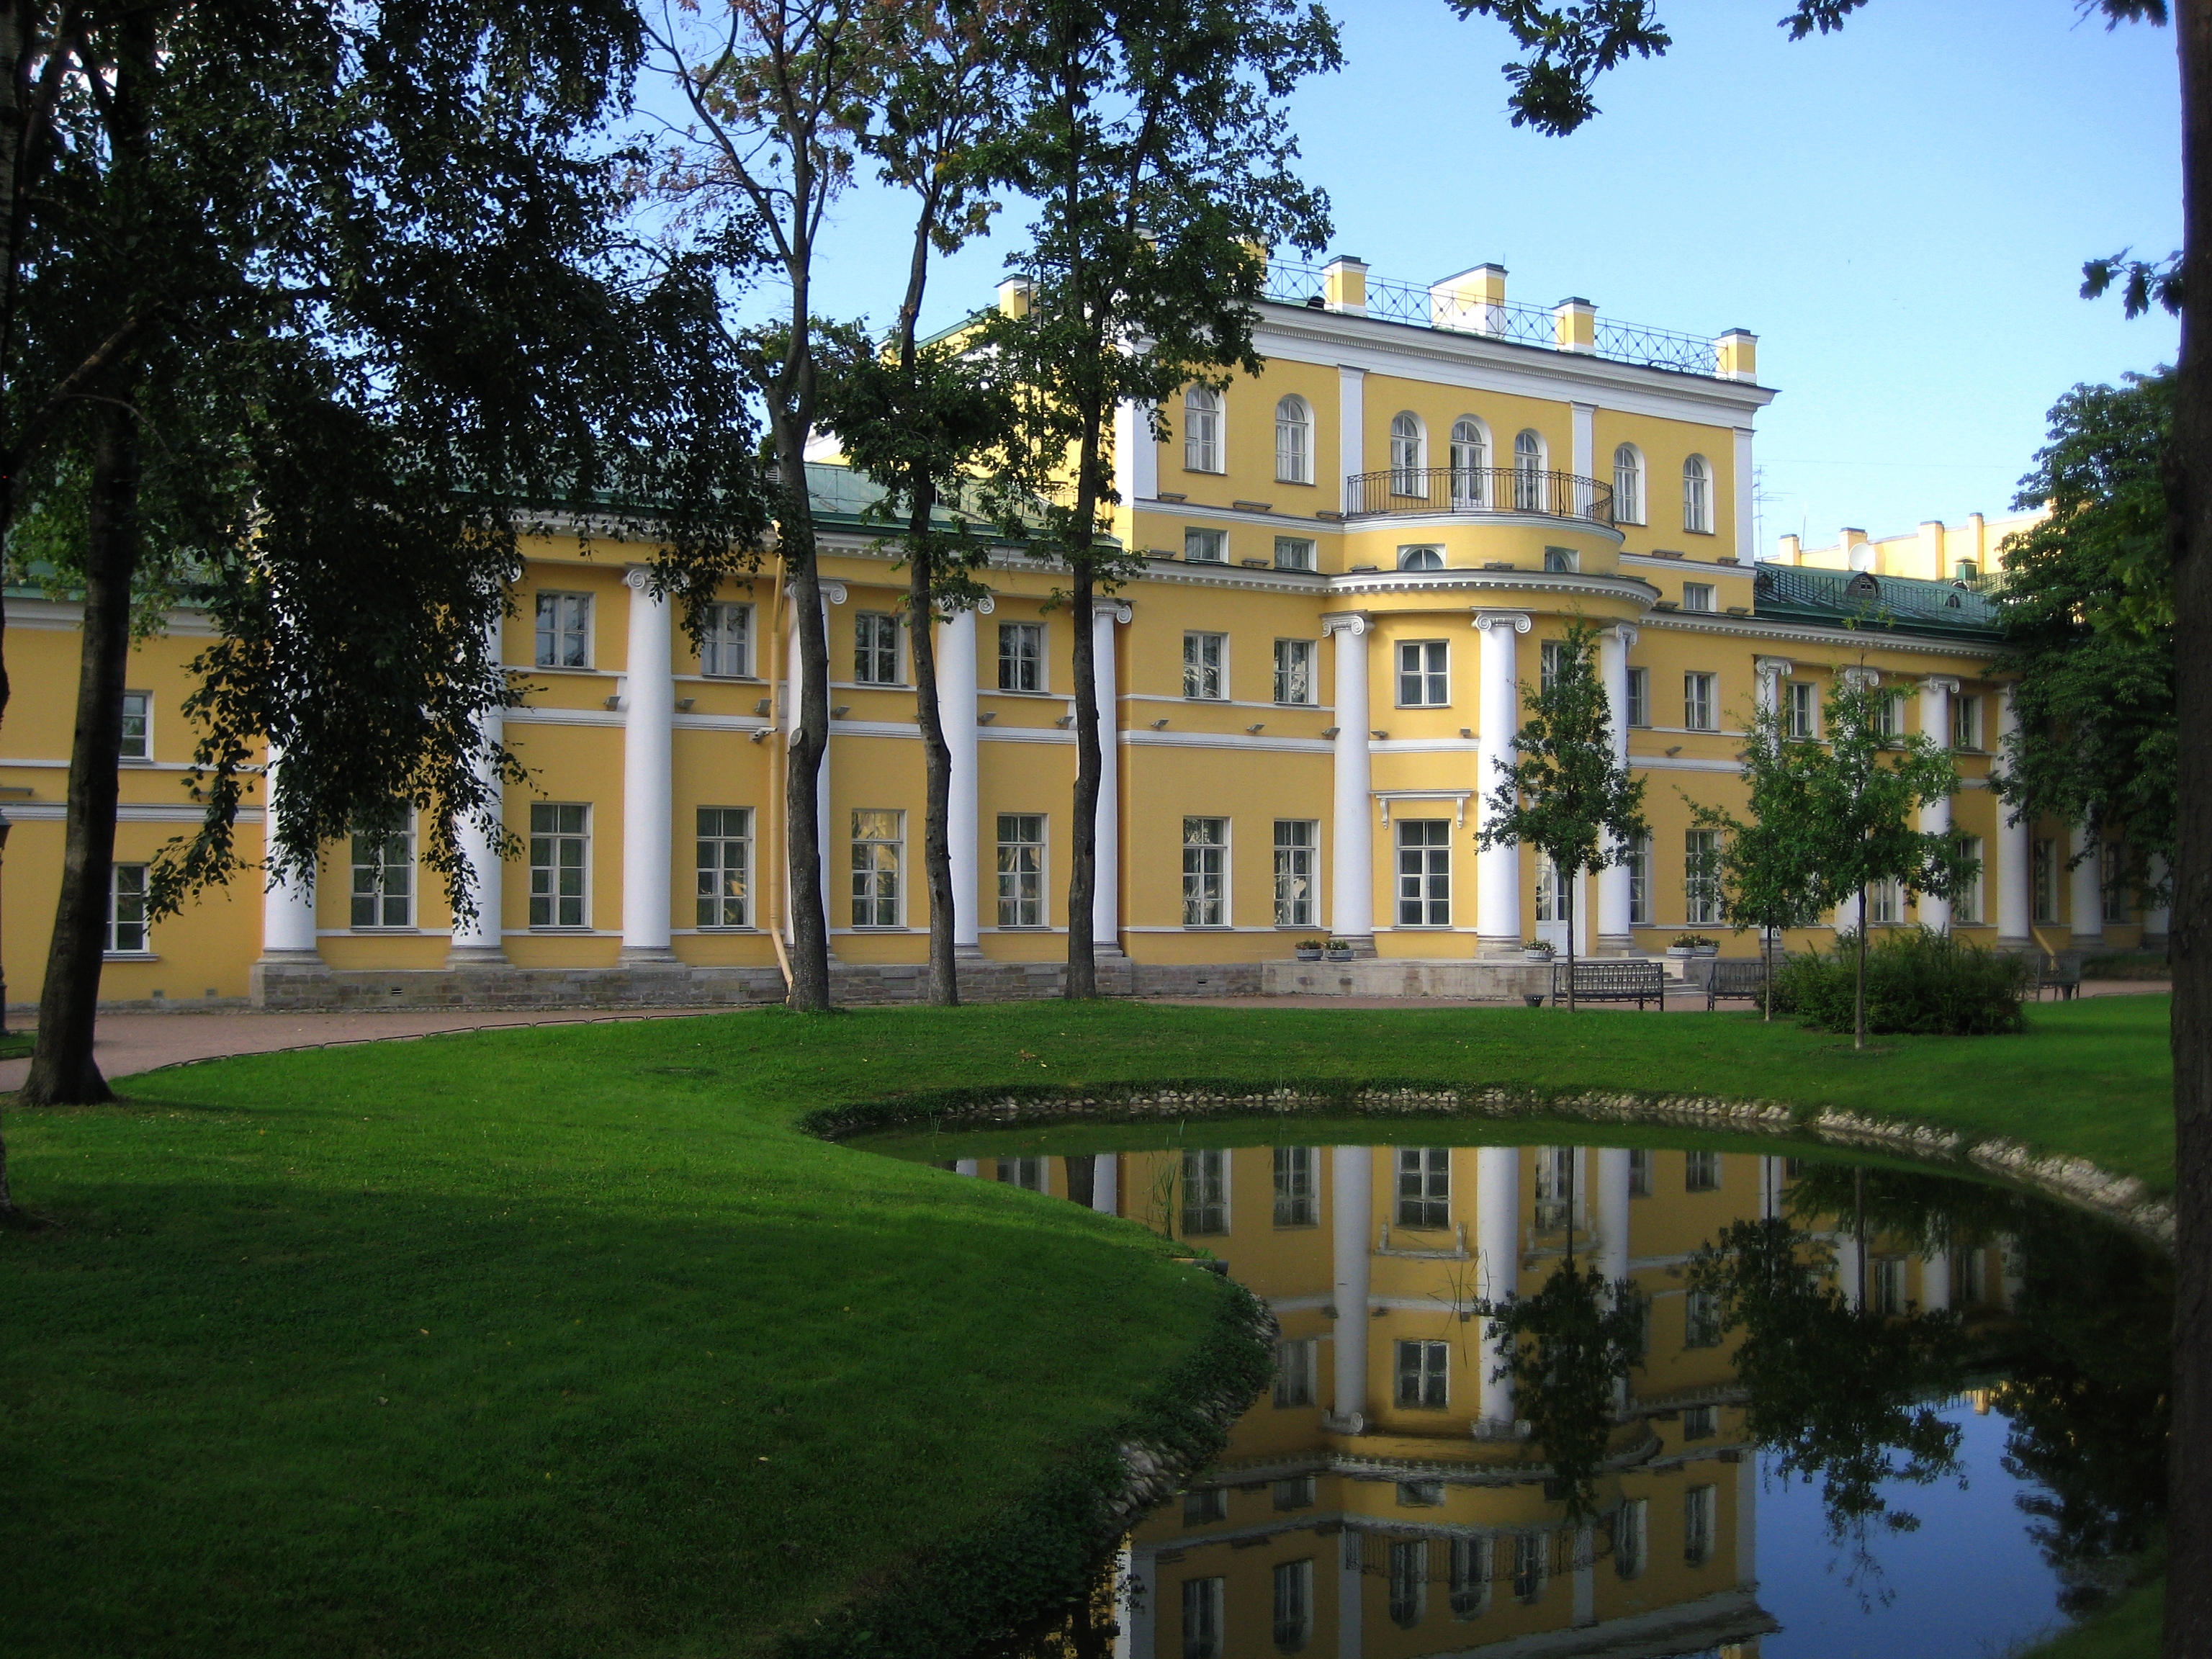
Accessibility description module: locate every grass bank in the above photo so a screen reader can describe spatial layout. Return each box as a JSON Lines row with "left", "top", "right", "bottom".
{"left": 0, "top": 994, "right": 2172, "bottom": 1656}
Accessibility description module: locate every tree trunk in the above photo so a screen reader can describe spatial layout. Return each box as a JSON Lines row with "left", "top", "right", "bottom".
{"left": 1066, "top": 554, "right": 1100, "bottom": 997}
{"left": 2167, "top": 7, "right": 2212, "bottom": 1654}
{"left": 777, "top": 435, "right": 833, "bottom": 1013}
{"left": 20, "top": 403, "right": 139, "bottom": 1105}
{"left": 1853, "top": 889, "right": 1869, "bottom": 1051}
{"left": 1763, "top": 928, "right": 1773, "bottom": 1022}
{"left": 1563, "top": 867, "right": 1576, "bottom": 1012}
{"left": 906, "top": 499, "right": 959, "bottom": 1005}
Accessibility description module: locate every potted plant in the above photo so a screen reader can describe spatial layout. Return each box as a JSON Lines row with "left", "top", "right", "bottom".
{"left": 1323, "top": 938, "right": 1354, "bottom": 963}
{"left": 1523, "top": 938, "right": 1555, "bottom": 963}
{"left": 1668, "top": 933, "right": 1699, "bottom": 959}
{"left": 1294, "top": 939, "right": 1323, "bottom": 962}
{"left": 1691, "top": 935, "right": 1719, "bottom": 957}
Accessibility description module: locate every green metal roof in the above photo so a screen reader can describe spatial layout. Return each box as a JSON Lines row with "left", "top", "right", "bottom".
{"left": 1751, "top": 562, "right": 2000, "bottom": 644}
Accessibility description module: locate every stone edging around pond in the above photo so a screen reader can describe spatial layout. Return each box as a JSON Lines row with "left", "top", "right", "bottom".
{"left": 809, "top": 1084, "right": 2176, "bottom": 1251}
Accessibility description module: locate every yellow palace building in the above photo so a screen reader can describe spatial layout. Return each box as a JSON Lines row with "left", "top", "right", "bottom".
{"left": 0, "top": 257, "right": 2156, "bottom": 1012}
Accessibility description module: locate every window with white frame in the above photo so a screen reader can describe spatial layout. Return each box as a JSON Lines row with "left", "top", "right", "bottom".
{"left": 1184, "top": 1485, "right": 1227, "bottom": 1526}
{"left": 1274, "top": 1475, "right": 1316, "bottom": 1510}
{"left": 1398, "top": 639, "right": 1448, "bottom": 706}
{"left": 1389, "top": 411, "right": 1424, "bottom": 493}
{"left": 529, "top": 803, "right": 590, "bottom": 927}
{"left": 1681, "top": 582, "right": 1715, "bottom": 613}
{"left": 1684, "top": 1288, "right": 1722, "bottom": 1348}
{"left": 1274, "top": 395, "right": 1312, "bottom": 484}
{"left": 1626, "top": 666, "right": 1650, "bottom": 728}
{"left": 1398, "top": 544, "right": 1443, "bottom": 571}
{"left": 2033, "top": 837, "right": 2058, "bottom": 923}
{"left": 1787, "top": 680, "right": 1818, "bottom": 739}
{"left": 1273, "top": 1146, "right": 1317, "bottom": 1227}
{"left": 349, "top": 812, "right": 415, "bottom": 929}
{"left": 1183, "top": 817, "right": 1228, "bottom": 926}
{"left": 1533, "top": 1143, "right": 1572, "bottom": 1230}
{"left": 1684, "top": 1485, "right": 1718, "bottom": 1565}
{"left": 696, "top": 807, "right": 752, "bottom": 928}
{"left": 700, "top": 602, "right": 752, "bottom": 677}
{"left": 1450, "top": 1536, "right": 1492, "bottom": 1619}
{"left": 1274, "top": 535, "right": 1316, "bottom": 572}
{"left": 1683, "top": 1403, "right": 1718, "bottom": 1439}
{"left": 1685, "top": 1149, "right": 1722, "bottom": 1192}
{"left": 2103, "top": 841, "right": 2128, "bottom": 922}
{"left": 1395, "top": 1338, "right": 1449, "bottom": 1408}
{"left": 999, "top": 1156, "right": 1048, "bottom": 1192}
{"left": 1273, "top": 1558, "right": 1315, "bottom": 1653}
{"left": 1685, "top": 829, "right": 1721, "bottom": 925}
{"left": 1544, "top": 545, "right": 1578, "bottom": 572}
{"left": 120, "top": 690, "right": 151, "bottom": 760}
{"left": 1614, "top": 1498, "right": 1648, "bottom": 1579}
{"left": 1540, "top": 639, "right": 1570, "bottom": 692}
{"left": 1872, "top": 1256, "right": 1908, "bottom": 1316}
{"left": 1535, "top": 855, "right": 1564, "bottom": 929}
{"left": 853, "top": 611, "right": 899, "bottom": 684}
{"left": 1388, "top": 1539, "right": 1429, "bottom": 1629}
{"left": 850, "top": 809, "right": 904, "bottom": 928}
{"left": 1954, "top": 835, "right": 1984, "bottom": 924}
{"left": 1684, "top": 672, "right": 1717, "bottom": 731}
{"left": 1874, "top": 689, "right": 1905, "bottom": 739}
{"left": 997, "top": 813, "right": 1046, "bottom": 927}
{"left": 1181, "top": 1578, "right": 1225, "bottom": 1659}
{"left": 1953, "top": 693, "right": 1982, "bottom": 750}
{"left": 1514, "top": 428, "right": 1545, "bottom": 511}
{"left": 1397, "top": 1146, "right": 1450, "bottom": 1228}
{"left": 1183, "top": 631, "right": 1226, "bottom": 699}
{"left": 1273, "top": 1336, "right": 1317, "bottom": 1406}
{"left": 1629, "top": 1148, "right": 1653, "bottom": 1196}
{"left": 1450, "top": 417, "right": 1489, "bottom": 505}
{"left": 997, "top": 621, "right": 1044, "bottom": 692}
{"left": 1396, "top": 819, "right": 1450, "bottom": 926}
{"left": 1867, "top": 875, "right": 1904, "bottom": 926}
{"left": 1682, "top": 454, "right": 1712, "bottom": 534}
{"left": 1182, "top": 1147, "right": 1229, "bottom": 1234}
{"left": 1184, "top": 526, "right": 1227, "bottom": 563}
{"left": 107, "top": 863, "right": 150, "bottom": 953}
{"left": 1513, "top": 1533, "right": 1548, "bottom": 1604}
{"left": 1273, "top": 638, "right": 1316, "bottom": 705}
{"left": 1628, "top": 830, "right": 1653, "bottom": 925}
{"left": 1274, "top": 819, "right": 1317, "bottom": 925}
{"left": 534, "top": 591, "right": 592, "bottom": 668}
{"left": 1184, "top": 385, "right": 1223, "bottom": 473}
{"left": 1614, "top": 444, "right": 1644, "bottom": 524}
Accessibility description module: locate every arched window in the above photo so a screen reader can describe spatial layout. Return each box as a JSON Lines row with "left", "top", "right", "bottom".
{"left": 1683, "top": 454, "right": 1712, "bottom": 534}
{"left": 1273, "top": 395, "right": 1312, "bottom": 485}
{"left": 1184, "top": 386, "right": 1223, "bottom": 474}
{"left": 1612, "top": 444, "right": 1643, "bottom": 525}
{"left": 1514, "top": 428, "right": 1545, "bottom": 513}
{"left": 1389, "top": 412, "right": 1424, "bottom": 495}
{"left": 1449, "top": 418, "right": 1488, "bottom": 507}
{"left": 1398, "top": 545, "right": 1444, "bottom": 571}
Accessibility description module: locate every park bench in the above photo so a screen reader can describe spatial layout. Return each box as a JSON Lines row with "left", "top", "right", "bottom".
{"left": 2032, "top": 953, "right": 2082, "bottom": 1002}
{"left": 1550, "top": 958, "right": 1668, "bottom": 1010}
{"left": 1706, "top": 957, "right": 1777, "bottom": 1011}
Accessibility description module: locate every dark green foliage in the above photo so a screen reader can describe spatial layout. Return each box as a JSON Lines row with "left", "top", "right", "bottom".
{"left": 1477, "top": 1261, "right": 1643, "bottom": 1523}
{"left": 1771, "top": 928, "right": 2031, "bottom": 1036}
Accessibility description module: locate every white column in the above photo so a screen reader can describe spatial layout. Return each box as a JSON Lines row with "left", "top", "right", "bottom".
{"left": 1337, "top": 1529, "right": 1364, "bottom": 1657}
{"left": 1323, "top": 614, "right": 1374, "bottom": 950}
{"left": 1092, "top": 602, "right": 1130, "bottom": 956}
{"left": 1918, "top": 677, "right": 1959, "bottom": 934}
{"left": 1123, "top": 1545, "right": 1156, "bottom": 1659}
{"left": 1329, "top": 1146, "right": 1372, "bottom": 1432}
{"left": 449, "top": 618, "right": 508, "bottom": 964}
{"left": 2069, "top": 820, "right": 2105, "bottom": 948}
{"left": 1596, "top": 1147, "right": 1632, "bottom": 1290}
{"left": 1997, "top": 686, "right": 2033, "bottom": 947}
{"left": 621, "top": 568, "right": 678, "bottom": 961}
{"left": 1736, "top": 1457, "right": 1759, "bottom": 1590}
{"left": 1092, "top": 1154, "right": 1119, "bottom": 1217}
{"left": 1922, "top": 1250, "right": 1951, "bottom": 1311}
{"left": 1573, "top": 1526, "right": 1596, "bottom": 1626}
{"left": 258, "top": 747, "right": 320, "bottom": 959}
{"left": 1475, "top": 611, "right": 1532, "bottom": 953}
{"left": 1733, "top": 426, "right": 1758, "bottom": 564}
{"left": 1597, "top": 626, "right": 1639, "bottom": 950}
{"left": 954, "top": 1158, "right": 979, "bottom": 1178}
{"left": 1338, "top": 365, "right": 1366, "bottom": 515}
{"left": 1836, "top": 889, "right": 1864, "bottom": 936}
{"left": 1834, "top": 1233, "right": 1862, "bottom": 1310}
{"left": 1570, "top": 400, "right": 1596, "bottom": 518}
{"left": 1476, "top": 1144, "right": 1519, "bottom": 1431}
{"left": 938, "top": 600, "right": 990, "bottom": 958}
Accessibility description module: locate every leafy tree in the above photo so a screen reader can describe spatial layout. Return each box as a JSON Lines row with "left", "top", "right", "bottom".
{"left": 1475, "top": 617, "right": 1645, "bottom": 1010}
{"left": 1688, "top": 698, "right": 1838, "bottom": 1020}
{"left": 1992, "top": 372, "right": 2176, "bottom": 907}
{"left": 1477, "top": 1259, "right": 1644, "bottom": 1522}
{"left": 981, "top": 0, "right": 1339, "bottom": 997}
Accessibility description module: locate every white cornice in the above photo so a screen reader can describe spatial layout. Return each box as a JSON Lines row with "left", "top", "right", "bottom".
{"left": 1619, "top": 551, "right": 1753, "bottom": 577}
{"left": 1326, "top": 569, "right": 1659, "bottom": 606}
{"left": 6, "top": 595, "right": 219, "bottom": 637}
{"left": 1633, "top": 611, "right": 2000, "bottom": 663}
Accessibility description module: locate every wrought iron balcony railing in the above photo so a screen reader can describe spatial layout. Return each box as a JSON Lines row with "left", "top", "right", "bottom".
{"left": 1346, "top": 466, "right": 1615, "bottom": 527}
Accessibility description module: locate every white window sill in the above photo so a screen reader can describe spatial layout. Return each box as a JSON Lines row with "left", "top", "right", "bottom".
{"left": 104, "top": 951, "right": 157, "bottom": 962}
{"left": 988, "top": 687, "right": 1056, "bottom": 699}
{"left": 687, "top": 926, "right": 760, "bottom": 935}
{"left": 120, "top": 756, "right": 155, "bottom": 766}
{"left": 528, "top": 926, "right": 596, "bottom": 935}
{"left": 349, "top": 927, "right": 422, "bottom": 935}
{"left": 528, "top": 663, "right": 606, "bottom": 676}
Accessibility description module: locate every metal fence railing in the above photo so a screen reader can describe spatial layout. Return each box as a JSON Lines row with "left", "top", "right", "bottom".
{"left": 1346, "top": 466, "right": 1615, "bottom": 526}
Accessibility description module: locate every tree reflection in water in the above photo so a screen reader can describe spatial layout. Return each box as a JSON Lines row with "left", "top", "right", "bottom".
{"left": 1474, "top": 1262, "right": 1644, "bottom": 1523}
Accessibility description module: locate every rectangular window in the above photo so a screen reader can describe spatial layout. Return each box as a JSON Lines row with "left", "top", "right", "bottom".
{"left": 1532, "top": 1144, "right": 1572, "bottom": 1231}
{"left": 1685, "top": 830, "right": 1721, "bottom": 925}
{"left": 1396, "top": 1146, "right": 1450, "bottom": 1229}
{"left": 1626, "top": 666, "right": 1650, "bottom": 728}
{"left": 1397, "top": 640, "right": 1449, "bottom": 706}
{"left": 1681, "top": 581, "right": 1716, "bottom": 613}
{"left": 1182, "top": 817, "right": 1228, "bottom": 926}
{"left": 1388, "top": 1539, "right": 1429, "bottom": 1629}
{"left": 1683, "top": 1403, "right": 1719, "bottom": 1440}
{"left": 1514, "top": 1533, "right": 1547, "bottom": 1604}
{"left": 1874, "top": 690, "right": 1905, "bottom": 739}
{"left": 1182, "top": 1488, "right": 1227, "bottom": 1525}
{"left": 1273, "top": 638, "right": 1316, "bottom": 705}
{"left": 1273, "top": 1475, "right": 1316, "bottom": 1510}
{"left": 1629, "top": 1148, "right": 1653, "bottom": 1197}
{"left": 1182, "top": 1147, "right": 1229, "bottom": 1235}
{"left": 1787, "top": 680, "right": 1818, "bottom": 739}
{"left": 999, "top": 1156, "right": 1048, "bottom": 1192}
{"left": 850, "top": 809, "right": 904, "bottom": 928}
{"left": 1274, "top": 536, "right": 1316, "bottom": 572}
{"left": 1873, "top": 1256, "right": 1908, "bottom": 1317}
{"left": 349, "top": 817, "right": 415, "bottom": 930}
{"left": 1272, "top": 1336, "right": 1317, "bottom": 1406}
{"left": 534, "top": 591, "right": 592, "bottom": 668}
{"left": 1396, "top": 819, "right": 1450, "bottom": 927}
{"left": 696, "top": 807, "right": 752, "bottom": 929}
{"left": 853, "top": 611, "right": 900, "bottom": 684}
{"left": 1684, "top": 671, "right": 1717, "bottom": 731}
{"left": 1628, "top": 831, "right": 1653, "bottom": 926}
{"left": 996, "top": 813, "right": 1046, "bottom": 928}
{"left": 2033, "top": 837, "right": 2059, "bottom": 924}
{"left": 528, "top": 804, "right": 590, "bottom": 928}
{"left": 2103, "top": 841, "right": 2128, "bottom": 922}
{"left": 1395, "top": 1339, "right": 1449, "bottom": 1408}
{"left": 1684, "top": 1288, "right": 1722, "bottom": 1349}
{"left": 1953, "top": 693, "right": 1982, "bottom": 750}
{"left": 1450, "top": 1536, "right": 1492, "bottom": 1619}
{"left": 1544, "top": 546, "right": 1578, "bottom": 573}
{"left": 1274, "top": 819, "right": 1317, "bottom": 927}
{"left": 1684, "top": 1485, "right": 1718, "bottom": 1565}
{"left": 1183, "top": 631, "right": 1227, "bottom": 699}
{"left": 1954, "top": 835, "right": 1983, "bottom": 925}
{"left": 1184, "top": 526, "right": 1227, "bottom": 564}
{"left": 1614, "top": 1498, "right": 1648, "bottom": 1579}
{"left": 1539, "top": 639, "right": 1568, "bottom": 691}
{"left": 997, "top": 622, "right": 1044, "bottom": 692}
{"left": 107, "top": 863, "right": 150, "bottom": 953}
{"left": 1685, "top": 1149, "right": 1721, "bottom": 1192}
{"left": 1273, "top": 1559, "right": 1315, "bottom": 1652}
{"left": 1181, "top": 1577, "right": 1225, "bottom": 1659}
{"left": 700, "top": 602, "right": 752, "bottom": 678}
{"left": 1868, "top": 875, "right": 1902, "bottom": 926}
{"left": 120, "top": 690, "right": 151, "bottom": 760}
{"left": 1273, "top": 1145, "right": 1318, "bottom": 1227}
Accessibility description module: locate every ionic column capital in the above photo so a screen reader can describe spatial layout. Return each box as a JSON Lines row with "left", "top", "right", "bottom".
{"left": 1321, "top": 610, "right": 1372, "bottom": 638}
{"left": 1609, "top": 623, "right": 1640, "bottom": 649}
{"left": 1753, "top": 655, "right": 1794, "bottom": 680}
{"left": 1472, "top": 609, "right": 1533, "bottom": 636}
{"left": 1090, "top": 599, "right": 1133, "bottom": 625}
{"left": 1923, "top": 675, "right": 1961, "bottom": 696}
{"left": 622, "top": 564, "right": 657, "bottom": 594}
{"left": 974, "top": 594, "right": 997, "bottom": 616}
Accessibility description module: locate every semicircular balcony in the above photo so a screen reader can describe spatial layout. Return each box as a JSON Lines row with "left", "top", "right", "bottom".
{"left": 1346, "top": 466, "right": 1615, "bottom": 527}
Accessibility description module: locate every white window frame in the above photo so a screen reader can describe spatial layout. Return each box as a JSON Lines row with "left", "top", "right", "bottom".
{"left": 700, "top": 601, "right": 754, "bottom": 678}
{"left": 1395, "top": 819, "right": 1451, "bottom": 927}
{"left": 1684, "top": 671, "right": 1717, "bottom": 732}
{"left": 1614, "top": 1498, "right": 1648, "bottom": 1580}
{"left": 1184, "top": 385, "right": 1224, "bottom": 473}
{"left": 1273, "top": 1558, "right": 1316, "bottom": 1652}
{"left": 1681, "top": 582, "right": 1716, "bottom": 613}
{"left": 1388, "top": 1538, "right": 1429, "bottom": 1629}
{"left": 349, "top": 812, "right": 416, "bottom": 930}
{"left": 850, "top": 809, "right": 905, "bottom": 929}
{"left": 1787, "top": 680, "right": 1819, "bottom": 739}
{"left": 1683, "top": 454, "right": 1712, "bottom": 535}
{"left": 107, "top": 861, "right": 150, "bottom": 955}
{"left": 1613, "top": 443, "right": 1645, "bottom": 524}
{"left": 996, "top": 812, "right": 1047, "bottom": 928}
{"left": 534, "top": 590, "right": 593, "bottom": 669}
{"left": 1272, "top": 1336, "right": 1318, "bottom": 1405}
{"left": 1389, "top": 411, "right": 1425, "bottom": 494}
{"left": 1183, "top": 526, "right": 1227, "bottom": 564}
{"left": 1272, "top": 637, "right": 1316, "bottom": 706}
{"left": 1272, "top": 1146, "right": 1318, "bottom": 1227}
{"left": 852, "top": 609, "right": 902, "bottom": 685}
{"left": 1182, "top": 817, "right": 1230, "bottom": 926}
{"left": 1397, "top": 639, "right": 1449, "bottom": 707}
{"left": 1953, "top": 693, "right": 1982, "bottom": 751}
{"left": 120, "top": 689, "right": 152, "bottom": 761}
{"left": 529, "top": 803, "right": 591, "bottom": 929}
{"left": 1274, "top": 819, "right": 1318, "bottom": 925}
{"left": 1628, "top": 830, "right": 1653, "bottom": 925}
{"left": 1954, "top": 835, "right": 1984, "bottom": 925}
{"left": 1685, "top": 828, "right": 1721, "bottom": 925}
{"left": 1273, "top": 535, "right": 1316, "bottom": 572}
{"left": 1396, "top": 1146, "right": 1450, "bottom": 1228}
{"left": 1395, "top": 1337, "right": 1449, "bottom": 1408}
{"left": 1181, "top": 1147, "right": 1230, "bottom": 1233}
{"left": 1182, "top": 1578, "right": 1226, "bottom": 1659}
{"left": 1868, "top": 874, "right": 1902, "bottom": 926}
{"left": 1513, "top": 428, "right": 1547, "bottom": 511}
{"left": 1449, "top": 416, "right": 1490, "bottom": 506}
{"left": 1274, "top": 394, "right": 1313, "bottom": 485}
{"left": 1452, "top": 1536, "right": 1493, "bottom": 1619}
{"left": 696, "top": 806, "right": 753, "bottom": 929}
{"left": 1182, "top": 631, "right": 1227, "bottom": 700}
{"left": 1626, "top": 666, "right": 1650, "bottom": 729}
{"left": 1398, "top": 544, "right": 1443, "bottom": 571}
{"left": 997, "top": 621, "right": 1045, "bottom": 693}
{"left": 1684, "top": 1484, "right": 1718, "bottom": 1565}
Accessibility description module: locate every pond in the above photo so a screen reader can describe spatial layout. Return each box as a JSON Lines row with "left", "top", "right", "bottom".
{"left": 867, "top": 1128, "right": 2168, "bottom": 1659}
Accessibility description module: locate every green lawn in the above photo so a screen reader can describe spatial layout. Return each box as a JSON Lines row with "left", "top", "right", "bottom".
{"left": 0, "top": 995, "right": 2173, "bottom": 1656}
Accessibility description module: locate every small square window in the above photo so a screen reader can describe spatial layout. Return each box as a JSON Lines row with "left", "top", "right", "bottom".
{"left": 1397, "top": 640, "right": 1449, "bottom": 706}
{"left": 1184, "top": 527, "right": 1227, "bottom": 564}
{"left": 1183, "top": 1488, "right": 1228, "bottom": 1525}
{"left": 1396, "top": 1479, "right": 1445, "bottom": 1507}
{"left": 1274, "top": 536, "right": 1317, "bottom": 572}
{"left": 1683, "top": 1403, "right": 1718, "bottom": 1440}
{"left": 1544, "top": 546, "right": 1578, "bottom": 573}
{"left": 1684, "top": 1149, "right": 1721, "bottom": 1192}
{"left": 1681, "top": 582, "right": 1715, "bottom": 613}
{"left": 1272, "top": 1475, "right": 1316, "bottom": 1510}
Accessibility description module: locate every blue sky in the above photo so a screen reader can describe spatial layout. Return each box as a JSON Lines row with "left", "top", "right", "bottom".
{"left": 709, "top": 0, "right": 2183, "bottom": 554}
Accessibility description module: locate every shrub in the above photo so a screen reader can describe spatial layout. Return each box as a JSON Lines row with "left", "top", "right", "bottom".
{"left": 1769, "top": 928, "right": 2031, "bottom": 1036}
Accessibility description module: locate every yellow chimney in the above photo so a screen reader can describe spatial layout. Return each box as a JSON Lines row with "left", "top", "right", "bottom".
{"left": 996, "top": 277, "right": 1032, "bottom": 318}
{"left": 1554, "top": 297, "right": 1596, "bottom": 354}
{"left": 1322, "top": 256, "right": 1367, "bottom": 316}
{"left": 1429, "top": 264, "right": 1507, "bottom": 333}
{"left": 1716, "top": 329, "right": 1758, "bottom": 382}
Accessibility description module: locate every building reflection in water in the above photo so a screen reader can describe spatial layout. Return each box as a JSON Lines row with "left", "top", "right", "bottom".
{"left": 949, "top": 1143, "right": 2033, "bottom": 1659}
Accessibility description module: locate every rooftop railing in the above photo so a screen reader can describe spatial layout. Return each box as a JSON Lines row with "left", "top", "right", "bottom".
{"left": 1346, "top": 465, "right": 1615, "bottom": 527}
